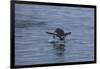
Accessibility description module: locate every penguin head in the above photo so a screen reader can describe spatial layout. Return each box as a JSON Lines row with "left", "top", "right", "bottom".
{"left": 54, "top": 28, "right": 65, "bottom": 40}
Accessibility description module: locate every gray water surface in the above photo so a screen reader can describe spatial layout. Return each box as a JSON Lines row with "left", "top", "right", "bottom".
{"left": 15, "top": 4, "right": 95, "bottom": 65}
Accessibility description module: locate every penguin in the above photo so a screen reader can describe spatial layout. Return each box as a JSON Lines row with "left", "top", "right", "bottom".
{"left": 46, "top": 28, "right": 71, "bottom": 41}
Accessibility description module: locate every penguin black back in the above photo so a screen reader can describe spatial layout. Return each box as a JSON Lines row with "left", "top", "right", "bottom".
{"left": 54, "top": 28, "right": 65, "bottom": 40}
{"left": 55, "top": 28, "right": 64, "bottom": 36}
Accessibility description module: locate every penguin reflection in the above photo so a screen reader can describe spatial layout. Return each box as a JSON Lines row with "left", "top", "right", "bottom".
{"left": 52, "top": 43, "right": 65, "bottom": 62}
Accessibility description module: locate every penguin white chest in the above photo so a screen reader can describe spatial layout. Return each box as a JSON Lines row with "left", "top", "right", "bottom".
{"left": 48, "top": 37, "right": 65, "bottom": 44}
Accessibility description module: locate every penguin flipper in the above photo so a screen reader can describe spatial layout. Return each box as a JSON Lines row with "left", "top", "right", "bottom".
{"left": 64, "top": 32, "right": 71, "bottom": 37}
{"left": 46, "top": 32, "right": 56, "bottom": 35}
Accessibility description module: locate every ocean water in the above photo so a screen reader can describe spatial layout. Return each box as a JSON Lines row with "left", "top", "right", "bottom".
{"left": 15, "top": 4, "right": 95, "bottom": 65}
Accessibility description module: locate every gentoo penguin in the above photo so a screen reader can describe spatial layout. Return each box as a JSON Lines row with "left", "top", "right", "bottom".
{"left": 46, "top": 28, "right": 71, "bottom": 42}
